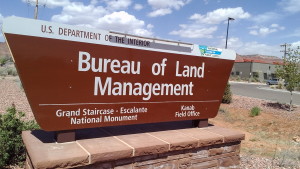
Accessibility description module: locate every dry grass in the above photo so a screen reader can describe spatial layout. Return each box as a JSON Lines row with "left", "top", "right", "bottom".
{"left": 210, "top": 95, "right": 300, "bottom": 168}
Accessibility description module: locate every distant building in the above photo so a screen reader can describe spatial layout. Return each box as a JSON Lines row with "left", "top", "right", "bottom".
{"left": 231, "top": 54, "right": 283, "bottom": 82}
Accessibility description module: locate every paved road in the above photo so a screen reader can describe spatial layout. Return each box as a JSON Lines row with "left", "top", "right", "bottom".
{"left": 230, "top": 82, "right": 300, "bottom": 105}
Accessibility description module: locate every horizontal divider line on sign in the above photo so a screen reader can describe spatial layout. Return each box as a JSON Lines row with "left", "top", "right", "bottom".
{"left": 39, "top": 100, "right": 220, "bottom": 106}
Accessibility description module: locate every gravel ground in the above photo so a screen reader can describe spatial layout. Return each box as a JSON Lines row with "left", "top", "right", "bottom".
{"left": 225, "top": 95, "right": 300, "bottom": 169}
{"left": 0, "top": 76, "right": 34, "bottom": 120}
{"left": 0, "top": 77, "right": 299, "bottom": 168}
{"left": 240, "top": 154, "right": 300, "bottom": 169}
{"left": 228, "top": 94, "right": 300, "bottom": 120}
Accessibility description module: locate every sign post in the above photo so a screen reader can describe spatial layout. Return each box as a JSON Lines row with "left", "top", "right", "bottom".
{"left": 3, "top": 17, "right": 236, "bottom": 133}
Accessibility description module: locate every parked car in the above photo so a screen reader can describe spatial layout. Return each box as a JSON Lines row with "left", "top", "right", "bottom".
{"left": 266, "top": 78, "right": 279, "bottom": 85}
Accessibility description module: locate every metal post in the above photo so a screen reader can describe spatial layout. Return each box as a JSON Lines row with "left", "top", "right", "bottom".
{"left": 225, "top": 17, "right": 234, "bottom": 49}
{"left": 225, "top": 19, "right": 230, "bottom": 49}
{"left": 34, "top": 0, "right": 38, "bottom": 19}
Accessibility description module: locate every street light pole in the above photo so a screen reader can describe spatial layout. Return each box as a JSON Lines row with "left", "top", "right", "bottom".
{"left": 34, "top": 0, "right": 39, "bottom": 19}
{"left": 225, "top": 17, "right": 235, "bottom": 49}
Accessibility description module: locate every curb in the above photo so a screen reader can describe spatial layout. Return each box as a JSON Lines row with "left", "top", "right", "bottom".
{"left": 257, "top": 86, "right": 300, "bottom": 95}
{"left": 229, "top": 81, "right": 265, "bottom": 85}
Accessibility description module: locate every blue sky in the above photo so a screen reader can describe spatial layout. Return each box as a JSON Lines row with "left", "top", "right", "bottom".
{"left": 1, "top": 0, "right": 300, "bottom": 57}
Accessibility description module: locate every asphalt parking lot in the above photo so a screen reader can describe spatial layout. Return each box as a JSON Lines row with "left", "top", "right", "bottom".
{"left": 230, "top": 82, "right": 300, "bottom": 105}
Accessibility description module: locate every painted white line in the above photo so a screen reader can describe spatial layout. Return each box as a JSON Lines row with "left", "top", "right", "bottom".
{"left": 39, "top": 100, "right": 219, "bottom": 106}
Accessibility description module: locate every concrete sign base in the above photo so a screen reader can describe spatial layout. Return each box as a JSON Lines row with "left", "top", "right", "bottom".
{"left": 23, "top": 121, "right": 244, "bottom": 169}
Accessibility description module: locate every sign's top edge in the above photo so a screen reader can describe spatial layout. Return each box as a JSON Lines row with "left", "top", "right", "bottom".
{"left": 2, "top": 16, "right": 236, "bottom": 60}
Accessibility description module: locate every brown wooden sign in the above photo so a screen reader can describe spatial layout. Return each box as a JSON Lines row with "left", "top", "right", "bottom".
{"left": 3, "top": 17, "right": 236, "bottom": 131}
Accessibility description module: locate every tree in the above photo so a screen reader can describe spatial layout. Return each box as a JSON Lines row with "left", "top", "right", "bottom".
{"left": 276, "top": 47, "right": 300, "bottom": 111}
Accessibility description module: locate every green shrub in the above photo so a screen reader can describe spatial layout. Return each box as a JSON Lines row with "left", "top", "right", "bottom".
{"left": 0, "top": 67, "right": 7, "bottom": 76}
{"left": 0, "top": 56, "right": 9, "bottom": 66}
{"left": 222, "top": 83, "right": 232, "bottom": 104}
{"left": 0, "top": 67, "right": 18, "bottom": 77}
{"left": 0, "top": 106, "right": 39, "bottom": 167}
{"left": 277, "top": 83, "right": 284, "bottom": 89}
{"left": 7, "top": 67, "right": 18, "bottom": 76}
{"left": 219, "top": 108, "right": 227, "bottom": 113}
{"left": 250, "top": 106, "right": 261, "bottom": 117}
{"left": 251, "top": 77, "right": 260, "bottom": 82}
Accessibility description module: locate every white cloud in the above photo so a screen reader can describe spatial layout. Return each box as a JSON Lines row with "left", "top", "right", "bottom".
{"left": 220, "top": 37, "right": 281, "bottom": 57}
{"left": 170, "top": 24, "right": 217, "bottom": 38}
{"left": 170, "top": 7, "right": 250, "bottom": 39}
{"left": 222, "top": 37, "right": 244, "bottom": 49}
{"left": 132, "top": 28, "right": 153, "bottom": 37}
{"left": 248, "top": 25, "right": 259, "bottom": 29}
{"left": 285, "top": 28, "right": 300, "bottom": 38}
{"left": 134, "top": 4, "right": 143, "bottom": 11}
{"left": 271, "top": 24, "right": 285, "bottom": 30}
{"left": 0, "top": 14, "right": 3, "bottom": 41}
{"left": 249, "top": 24, "right": 285, "bottom": 36}
{"left": 0, "top": 13, "right": 3, "bottom": 24}
{"left": 23, "top": 0, "right": 133, "bottom": 11}
{"left": 51, "top": 2, "right": 153, "bottom": 37}
{"left": 203, "top": 0, "right": 210, "bottom": 5}
{"left": 252, "top": 12, "right": 281, "bottom": 23}
{"left": 90, "top": 0, "right": 98, "bottom": 5}
{"left": 147, "top": 0, "right": 191, "bottom": 17}
{"left": 97, "top": 11, "right": 152, "bottom": 36}
{"left": 52, "top": 2, "right": 107, "bottom": 25}
{"left": 291, "top": 41, "right": 300, "bottom": 48}
{"left": 249, "top": 30, "right": 258, "bottom": 36}
{"left": 22, "top": 0, "right": 71, "bottom": 8}
{"left": 147, "top": 24, "right": 154, "bottom": 29}
{"left": 190, "top": 7, "right": 250, "bottom": 24}
{"left": 249, "top": 27, "right": 276, "bottom": 36}
{"left": 279, "top": 0, "right": 300, "bottom": 13}
{"left": 148, "top": 8, "right": 172, "bottom": 17}
{"left": 240, "top": 41, "right": 280, "bottom": 56}
{"left": 148, "top": 0, "right": 191, "bottom": 9}
{"left": 104, "top": 0, "right": 132, "bottom": 11}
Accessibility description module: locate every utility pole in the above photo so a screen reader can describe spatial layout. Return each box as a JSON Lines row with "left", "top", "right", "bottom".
{"left": 280, "top": 43, "right": 291, "bottom": 59}
{"left": 34, "top": 0, "right": 39, "bottom": 19}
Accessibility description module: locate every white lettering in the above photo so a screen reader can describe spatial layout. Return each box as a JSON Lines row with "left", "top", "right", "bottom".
{"left": 176, "top": 61, "right": 205, "bottom": 78}
{"left": 93, "top": 77, "right": 194, "bottom": 100}
{"left": 77, "top": 51, "right": 141, "bottom": 75}
{"left": 78, "top": 51, "right": 91, "bottom": 71}
{"left": 94, "top": 77, "right": 112, "bottom": 95}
